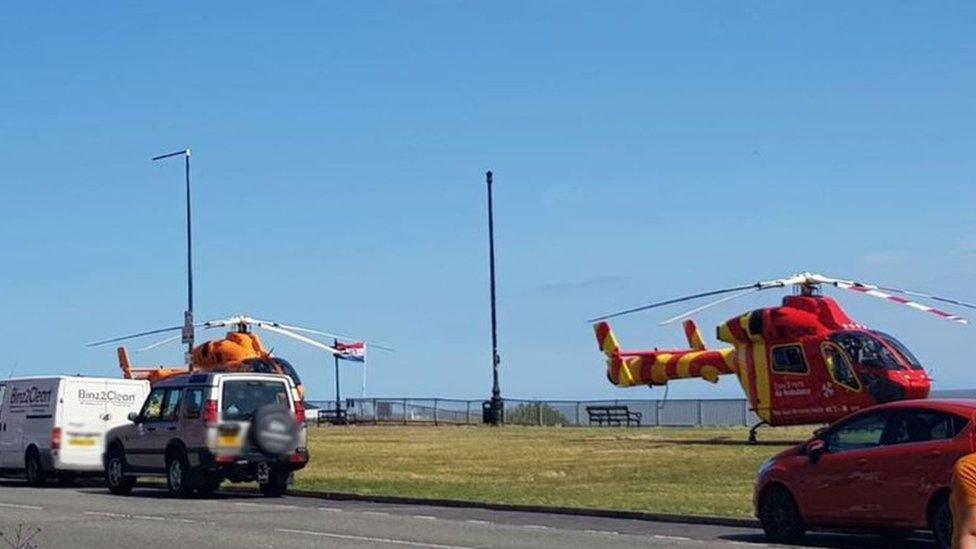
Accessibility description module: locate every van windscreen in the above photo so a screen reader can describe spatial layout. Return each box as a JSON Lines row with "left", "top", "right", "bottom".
{"left": 221, "top": 380, "right": 289, "bottom": 421}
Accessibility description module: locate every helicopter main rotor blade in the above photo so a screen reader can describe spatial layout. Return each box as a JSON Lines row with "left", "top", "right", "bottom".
{"left": 587, "top": 283, "right": 762, "bottom": 323}
{"left": 135, "top": 334, "right": 183, "bottom": 353}
{"left": 830, "top": 281, "right": 969, "bottom": 325}
{"left": 260, "top": 324, "right": 342, "bottom": 355}
{"left": 251, "top": 319, "right": 396, "bottom": 352}
{"left": 873, "top": 286, "right": 976, "bottom": 311}
{"left": 86, "top": 325, "right": 185, "bottom": 347}
{"left": 658, "top": 287, "right": 765, "bottom": 326}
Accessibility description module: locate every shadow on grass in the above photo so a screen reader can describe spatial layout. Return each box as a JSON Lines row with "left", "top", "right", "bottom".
{"left": 721, "top": 531, "right": 933, "bottom": 548}
{"left": 575, "top": 436, "right": 803, "bottom": 447}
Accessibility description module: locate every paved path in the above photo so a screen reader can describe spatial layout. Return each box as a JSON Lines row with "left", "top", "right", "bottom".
{"left": 0, "top": 481, "right": 934, "bottom": 548}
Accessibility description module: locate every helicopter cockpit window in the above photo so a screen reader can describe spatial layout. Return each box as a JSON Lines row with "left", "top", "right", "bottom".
{"left": 243, "top": 358, "right": 276, "bottom": 374}
{"left": 771, "top": 345, "right": 808, "bottom": 374}
{"left": 871, "top": 331, "right": 924, "bottom": 371}
{"left": 829, "top": 331, "right": 902, "bottom": 371}
{"left": 822, "top": 343, "right": 861, "bottom": 391}
{"left": 271, "top": 358, "right": 302, "bottom": 386}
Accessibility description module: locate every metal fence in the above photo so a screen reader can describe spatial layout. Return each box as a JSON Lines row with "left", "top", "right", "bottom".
{"left": 305, "top": 389, "right": 976, "bottom": 427}
{"left": 305, "top": 398, "right": 764, "bottom": 427}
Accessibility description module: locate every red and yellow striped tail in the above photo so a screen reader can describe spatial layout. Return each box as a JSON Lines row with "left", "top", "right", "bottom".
{"left": 593, "top": 322, "right": 737, "bottom": 387}
{"left": 683, "top": 319, "right": 706, "bottom": 351}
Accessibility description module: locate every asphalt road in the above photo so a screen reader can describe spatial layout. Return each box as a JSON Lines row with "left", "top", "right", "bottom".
{"left": 0, "top": 481, "right": 936, "bottom": 549}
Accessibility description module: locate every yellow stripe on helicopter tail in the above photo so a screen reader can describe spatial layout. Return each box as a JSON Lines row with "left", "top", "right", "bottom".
{"left": 617, "top": 356, "right": 638, "bottom": 386}
{"left": 677, "top": 353, "right": 696, "bottom": 378}
{"left": 651, "top": 355, "right": 671, "bottom": 384}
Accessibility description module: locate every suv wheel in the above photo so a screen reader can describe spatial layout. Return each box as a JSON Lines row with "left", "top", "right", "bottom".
{"left": 758, "top": 485, "right": 805, "bottom": 543}
{"left": 106, "top": 449, "right": 135, "bottom": 495}
{"left": 166, "top": 450, "right": 194, "bottom": 498}
{"left": 25, "top": 448, "right": 46, "bottom": 487}
{"left": 929, "top": 491, "right": 952, "bottom": 549}
{"left": 196, "top": 475, "right": 222, "bottom": 497}
{"left": 259, "top": 467, "right": 290, "bottom": 497}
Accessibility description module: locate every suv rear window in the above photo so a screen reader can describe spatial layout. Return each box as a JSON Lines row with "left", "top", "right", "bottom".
{"left": 221, "top": 380, "right": 290, "bottom": 421}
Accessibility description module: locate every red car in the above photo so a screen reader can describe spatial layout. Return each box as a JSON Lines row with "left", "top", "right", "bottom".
{"left": 754, "top": 399, "right": 976, "bottom": 547}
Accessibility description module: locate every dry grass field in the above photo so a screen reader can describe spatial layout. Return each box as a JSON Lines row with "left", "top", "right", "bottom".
{"left": 293, "top": 425, "right": 817, "bottom": 518}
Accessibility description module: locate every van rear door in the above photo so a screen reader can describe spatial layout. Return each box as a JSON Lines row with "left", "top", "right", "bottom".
{"left": 59, "top": 379, "right": 113, "bottom": 469}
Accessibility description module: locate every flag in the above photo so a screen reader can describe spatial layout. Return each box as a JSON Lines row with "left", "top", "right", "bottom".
{"left": 336, "top": 341, "right": 366, "bottom": 362}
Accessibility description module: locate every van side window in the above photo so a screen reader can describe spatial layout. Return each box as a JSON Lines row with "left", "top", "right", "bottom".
{"left": 161, "top": 389, "right": 183, "bottom": 421}
{"left": 141, "top": 389, "right": 166, "bottom": 422}
{"left": 771, "top": 345, "right": 808, "bottom": 374}
{"left": 183, "top": 389, "right": 204, "bottom": 418}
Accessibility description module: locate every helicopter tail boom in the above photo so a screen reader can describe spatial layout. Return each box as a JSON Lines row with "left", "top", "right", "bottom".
{"left": 594, "top": 322, "right": 736, "bottom": 387}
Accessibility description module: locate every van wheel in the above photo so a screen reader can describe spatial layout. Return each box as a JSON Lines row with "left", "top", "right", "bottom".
{"left": 25, "top": 448, "right": 46, "bottom": 487}
{"left": 758, "top": 485, "right": 805, "bottom": 543}
{"left": 106, "top": 450, "right": 135, "bottom": 495}
{"left": 259, "top": 467, "right": 290, "bottom": 497}
{"left": 929, "top": 491, "right": 952, "bottom": 549}
{"left": 166, "top": 450, "right": 194, "bottom": 498}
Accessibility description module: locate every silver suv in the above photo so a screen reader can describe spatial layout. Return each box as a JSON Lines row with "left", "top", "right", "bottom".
{"left": 103, "top": 372, "right": 309, "bottom": 497}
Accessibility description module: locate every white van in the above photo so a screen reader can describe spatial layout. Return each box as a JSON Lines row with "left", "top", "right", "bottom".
{"left": 0, "top": 376, "right": 150, "bottom": 485}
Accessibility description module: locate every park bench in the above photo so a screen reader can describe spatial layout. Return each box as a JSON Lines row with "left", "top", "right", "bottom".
{"left": 317, "top": 408, "right": 348, "bottom": 425}
{"left": 586, "top": 405, "right": 642, "bottom": 427}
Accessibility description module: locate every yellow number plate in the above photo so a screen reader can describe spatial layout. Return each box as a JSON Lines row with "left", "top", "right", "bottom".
{"left": 69, "top": 437, "right": 97, "bottom": 447}
{"left": 218, "top": 434, "right": 241, "bottom": 448}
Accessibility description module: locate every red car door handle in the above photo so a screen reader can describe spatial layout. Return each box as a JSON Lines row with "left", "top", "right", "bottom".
{"left": 856, "top": 458, "right": 868, "bottom": 466}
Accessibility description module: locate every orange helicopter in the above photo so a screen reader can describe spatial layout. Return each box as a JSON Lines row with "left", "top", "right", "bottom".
{"left": 87, "top": 316, "right": 387, "bottom": 401}
{"left": 590, "top": 273, "right": 976, "bottom": 439}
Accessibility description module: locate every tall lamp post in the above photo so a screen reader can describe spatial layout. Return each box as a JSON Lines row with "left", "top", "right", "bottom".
{"left": 485, "top": 170, "right": 503, "bottom": 425}
{"left": 152, "top": 149, "right": 195, "bottom": 362}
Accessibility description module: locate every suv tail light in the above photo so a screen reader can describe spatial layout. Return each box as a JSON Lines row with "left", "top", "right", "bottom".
{"left": 203, "top": 400, "right": 219, "bottom": 425}
{"left": 51, "top": 427, "right": 62, "bottom": 450}
{"left": 293, "top": 400, "right": 306, "bottom": 424}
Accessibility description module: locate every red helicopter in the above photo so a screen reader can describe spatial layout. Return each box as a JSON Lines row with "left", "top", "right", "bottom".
{"left": 590, "top": 273, "right": 975, "bottom": 438}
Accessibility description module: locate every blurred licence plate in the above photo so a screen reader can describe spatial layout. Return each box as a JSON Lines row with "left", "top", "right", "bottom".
{"left": 69, "top": 436, "right": 97, "bottom": 447}
{"left": 218, "top": 429, "right": 241, "bottom": 448}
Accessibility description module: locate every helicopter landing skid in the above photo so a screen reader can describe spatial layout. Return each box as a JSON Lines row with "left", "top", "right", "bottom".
{"left": 748, "top": 421, "right": 768, "bottom": 444}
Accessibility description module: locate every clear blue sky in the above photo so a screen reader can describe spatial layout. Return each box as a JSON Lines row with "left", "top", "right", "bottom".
{"left": 2, "top": 3, "right": 975, "bottom": 401}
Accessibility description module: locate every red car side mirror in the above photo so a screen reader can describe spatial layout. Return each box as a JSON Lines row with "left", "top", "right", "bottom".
{"left": 805, "top": 439, "right": 826, "bottom": 462}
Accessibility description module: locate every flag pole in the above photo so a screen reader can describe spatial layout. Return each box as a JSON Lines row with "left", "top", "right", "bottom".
{"left": 333, "top": 338, "right": 342, "bottom": 424}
